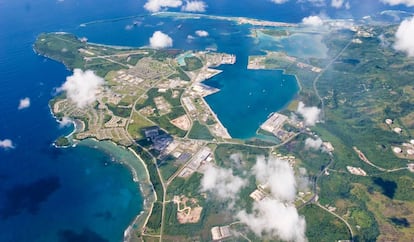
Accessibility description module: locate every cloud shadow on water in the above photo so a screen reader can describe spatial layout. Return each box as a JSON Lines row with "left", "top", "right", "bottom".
{"left": 58, "top": 229, "right": 109, "bottom": 242}
{"left": 0, "top": 176, "right": 60, "bottom": 219}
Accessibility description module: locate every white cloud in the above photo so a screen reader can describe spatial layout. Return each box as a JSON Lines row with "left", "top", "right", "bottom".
{"left": 0, "top": 139, "right": 15, "bottom": 150}
{"left": 200, "top": 165, "right": 247, "bottom": 201}
{"left": 58, "top": 117, "right": 73, "bottom": 128}
{"left": 394, "top": 17, "right": 414, "bottom": 57}
{"left": 253, "top": 157, "right": 297, "bottom": 202}
{"left": 296, "top": 102, "right": 321, "bottom": 126}
{"left": 345, "top": 1, "right": 350, "bottom": 9}
{"left": 270, "top": 0, "right": 289, "bottom": 3}
{"left": 181, "top": 0, "right": 207, "bottom": 12}
{"left": 330, "top": 0, "right": 351, "bottom": 9}
{"left": 195, "top": 30, "right": 209, "bottom": 37}
{"left": 58, "top": 69, "right": 104, "bottom": 108}
{"left": 381, "top": 0, "right": 414, "bottom": 7}
{"left": 149, "top": 31, "right": 173, "bottom": 49}
{"left": 230, "top": 153, "right": 243, "bottom": 164}
{"left": 297, "top": 0, "right": 326, "bottom": 7}
{"left": 297, "top": 167, "right": 310, "bottom": 193}
{"left": 331, "top": 0, "right": 344, "bottom": 8}
{"left": 237, "top": 157, "right": 307, "bottom": 241}
{"left": 302, "top": 15, "right": 324, "bottom": 26}
{"left": 18, "top": 97, "right": 31, "bottom": 110}
{"left": 237, "top": 199, "right": 307, "bottom": 242}
{"left": 305, "top": 137, "right": 323, "bottom": 150}
{"left": 144, "top": 0, "right": 182, "bottom": 12}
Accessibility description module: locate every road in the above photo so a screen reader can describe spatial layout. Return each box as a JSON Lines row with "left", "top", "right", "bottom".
{"left": 312, "top": 38, "right": 354, "bottom": 121}
{"left": 298, "top": 154, "right": 354, "bottom": 241}
{"left": 316, "top": 202, "right": 354, "bottom": 240}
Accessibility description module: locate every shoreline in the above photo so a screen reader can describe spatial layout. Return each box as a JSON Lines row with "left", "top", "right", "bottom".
{"left": 77, "top": 139, "right": 156, "bottom": 241}
{"left": 200, "top": 96, "right": 232, "bottom": 139}
{"left": 154, "top": 11, "right": 297, "bottom": 27}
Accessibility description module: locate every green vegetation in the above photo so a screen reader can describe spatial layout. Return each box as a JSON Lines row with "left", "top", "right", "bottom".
{"left": 264, "top": 57, "right": 292, "bottom": 69}
{"left": 167, "top": 173, "right": 203, "bottom": 200}
{"left": 244, "top": 137, "right": 278, "bottom": 147}
{"left": 182, "top": 56, "right": 203, "bottom": 71}
{"left": 281, "top": 134, "right": 331, "bottom": 177}
{"left": 151, "top": 115, "right": 187, "bottom": 137}
{"left": 314, "top": 27, "right": 414, "bottom": 171}
{"left": 317, "top": 174, "right": 380, "bottom": 241}
{"left": 152, "top": 49, "right": 181, "bottom": 61}
{"left": 214, "top": 143, "right": 268, "bottom": 169}
{"left": 164, "top": 206, "right": 207, "bottom": 238}
{"left": 300, "top": 205, "right": 351, "bottom": 242}
{"left": 146, "top": 202, "right": 163, "bottom": 233}
{"left": 260, "top": 29, "right": 290, "bottom": 37}
{"left": 135, "top": 88, "right": 187, "bottom": 137}
{"left": 369, "top": 171, "right": 414, "bottom": 201}
{"left": 164, "top": 202, "right": 178, "bottom": 229}
{"left": 135, "top": 88, "right": 158, "bottom": 111}
{"left": 37, "top": 23, "right": 414, "bottom": 241}
{"left": 159, "top": 161, "right": 179, "bottom": 181}
{"left": 106, "top": 103, "right": 131, "bottom": 118}
{"left": 34, "top": 33, "right": 86, "bottom": 69}
{"left": 188, "top": 121, "right": 214, "bottom": 140}
{"left": 103, "top": 114, "right": 112, "bottom": 124}
{"left": 34, "top": 33, "right": 127, "bottom": 76}
{"left": 131, "top": 145, "right": 164, "bottom": 202}
{"left": 128, "top": 112, "right": 154, "bottom": 139}
{"left": 169, "top": 67, "right": 191, "bottom": 81}
{"left": 55, "top": 136, "right": 71, "bottom": 147}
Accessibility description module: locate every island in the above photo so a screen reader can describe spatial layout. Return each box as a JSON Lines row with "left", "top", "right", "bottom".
{"left": 34, "top": 11, "right": 414, "bottom": 242}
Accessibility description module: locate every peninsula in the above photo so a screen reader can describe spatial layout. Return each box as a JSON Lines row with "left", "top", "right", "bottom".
{"left": 34, "top": 10, "right": 414, "bottom": 241}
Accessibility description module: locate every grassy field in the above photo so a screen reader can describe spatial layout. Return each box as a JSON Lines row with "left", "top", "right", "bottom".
{"left": 127, "top": 112, "right": 154, "bottom": 139}
{"left": 188, "top": 121, "right": 214, "bottom": 140}
{"left": 182, "top": 56, "right": 203, "bottom": 71}
{"left": 159, "top": 161, "right": 179, "bottom": 181}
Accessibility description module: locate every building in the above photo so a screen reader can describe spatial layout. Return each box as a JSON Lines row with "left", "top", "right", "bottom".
{"left": 141, "top": 126, "right": 173, "bottom": 152}
{"left": 211, "top": 226, "right": 232, "bottom": 241}
{"left": 249, "top": 189, "right": 267, "bottom": 201}
{"left": 393, "top": 127, "right": 402, "bottom": 134}
{"left": 385, "top": 119, "right": 393, "bottom": 125}
{"left": 393, "top": 147, "right": 402, "bottom": 154}
{"left": 142, "top": 126, "right": 160, "bottom": 139}
{"left": 152, "top": 133, "right": 173, "bottom": 151}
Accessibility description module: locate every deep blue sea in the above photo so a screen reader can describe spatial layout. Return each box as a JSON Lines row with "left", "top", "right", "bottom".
{"left": 0, "top": 0, "right": 411, "bottom": 241}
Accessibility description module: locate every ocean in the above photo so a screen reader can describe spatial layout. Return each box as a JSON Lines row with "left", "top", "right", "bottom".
{"left": 0, "top": 0, "right": 410, "bottom": 241}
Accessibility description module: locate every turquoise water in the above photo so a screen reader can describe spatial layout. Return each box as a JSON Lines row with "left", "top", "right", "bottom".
{"left": 176, "top": 52, "right": 195, "bottom": 66}
{"left": 256, "top": 30, "right": 329, "bottom": 59}
{"left": 205, "top": 67, "right": 298, "bottom": 138}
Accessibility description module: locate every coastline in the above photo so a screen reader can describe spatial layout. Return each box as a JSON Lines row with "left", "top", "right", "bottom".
{"left": 154, "top": 11, "right": 297, "bottom": 27}
{"left": 200, "top": 96, "right": 231, "bottom": 139}
{"left": 77, "top": 139, "right": 156, "bottom": 241}
{"left": 51, "top": 104, "right": 155, "bottom": 240}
